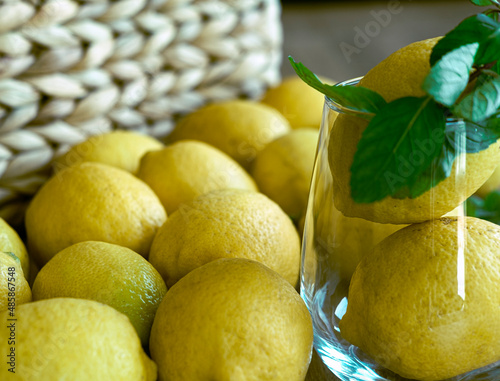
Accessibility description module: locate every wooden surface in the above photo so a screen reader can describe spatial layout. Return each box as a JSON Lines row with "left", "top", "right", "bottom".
{"left": 281, "top": 2, "right": 479, "bottom": 380}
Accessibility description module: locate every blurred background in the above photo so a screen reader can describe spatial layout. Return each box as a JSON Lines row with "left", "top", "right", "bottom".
{"left": 280, "top": 0, "right": 478, "bottom": 81}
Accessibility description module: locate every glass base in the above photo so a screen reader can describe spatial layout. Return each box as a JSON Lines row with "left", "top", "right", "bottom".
{"left": 302, "top": 279, "right": 500, "bottom": 381}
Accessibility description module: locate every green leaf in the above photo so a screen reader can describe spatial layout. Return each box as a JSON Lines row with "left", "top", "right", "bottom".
{"left": 466, "top": 190, "right": 500, "bottom": 224}
{"left": 452, "top": 73, "right": 500, "bottom": 122}
{"left": 423, "top": 43, "right": 478, "bottom": 107}
{"left": 430, "top": 14, "right": 499, "bottom": 66}
{"left": 391, "top": 120, "right": 462, "bottom": 199}
{"left": 492, "top": 60, "right": 500, "bottom": 74}
{"left": 462, "top": 119, "right": 500, "bottom": 152}
{"left": 288, "top": 56, "right": 387, "bottom": 114}
{"left": 475, "top": 29, "right": 500, "bottom": 65}
{"left": 350, "top": 96, "right": 446, "bottom": 203}
{"left": 470, "top": 0, "right": 495, "bottom": 6}
{"left": 402, "top": 116, "right": 500, "bottom": 199}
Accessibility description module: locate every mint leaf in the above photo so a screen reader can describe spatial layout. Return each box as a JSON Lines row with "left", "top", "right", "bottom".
{"left": 350, "top": 96, "right": 446, "bottom": 203}
{"left": 423, "top": 43, "right": 478, "bottom": 107}
{"left": 430, "top": 14, "right": 499, "bottom": 66}
{"left": 401, "top": 117, "right": 500, "bottom": 199}
{"left": 467, "top": 190, "right": 500, "bottom": 224}
{"left": 462, "top": 119, "right": 500, "bottom": 152}
{"left": 393, "top": 121, "right": 463, "bottom": 199}
{"left": 453, "top": 73, "right": 500, "bottom": 122}
{"left": 470, "top": 0, "right": 496, "bottom": 6}
{"left": 288, "top": 56, "right": 387, "bottom": 114}
{"left": 476, "top": 30, "right": 500, "bottom": 65}
{"left": 492, "top": 60, "right": 500, "bottom": 73}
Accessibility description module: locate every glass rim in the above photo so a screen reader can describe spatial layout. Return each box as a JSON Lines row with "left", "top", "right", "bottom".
{"left": 324, "top": 77, "right": 368, "bottom": 117}
{"left": 324, "top": 76, "right": 464, "bottom": 123}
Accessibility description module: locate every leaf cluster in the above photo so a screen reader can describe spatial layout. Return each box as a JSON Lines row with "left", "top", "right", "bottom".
{"left": 289, "top": 0, "right": 500, "bottom": 204}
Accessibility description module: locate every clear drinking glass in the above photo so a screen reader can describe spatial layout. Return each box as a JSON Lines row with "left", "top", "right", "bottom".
{"left": 300, "top": 78, "right": 500, "bottom": 381}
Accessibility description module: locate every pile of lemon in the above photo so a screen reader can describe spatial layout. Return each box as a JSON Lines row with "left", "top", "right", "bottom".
{"left": 0, "top": 76, "right": 327, "bottom": 381}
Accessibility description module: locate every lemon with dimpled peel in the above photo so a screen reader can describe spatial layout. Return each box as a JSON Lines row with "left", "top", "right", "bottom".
{"left": 340, "top": 216, "right": 500, "bottom": 381}
{"left": 251, "top": 128, "right": 319, "bottom": 222}
{"left": 0, "top": 298, "right": 157, "bottom": 381}
{"left": 25, "top": 162, "right": 166, "bottom": 266}
{"left": 149, "top": 258, "right": 313, "bottom": 381}
{"left": 137, "top": 140, "right": 257, "bottom": 215}
{"left": 149, "top": 189, "right": 300, "bottom": 288}
{"left": 168, "top": 100, "right": 291, "bottom": 170}
{"left": 53, "top": 130, "right": 163, "bottom": 174}
{"left": 32, "top": 241, "right": 167, "bottom": 346}
{"left": 261, "top": 75, "right": 336, "bottom": 129}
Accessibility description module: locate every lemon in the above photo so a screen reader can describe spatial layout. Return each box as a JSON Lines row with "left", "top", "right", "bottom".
{"left": 0, "top": 298, "right": 157, "bottom": 380}
{"left": 31, "top": 241, "right": 167, "bottom": 346}
{"left": 137, "top": 140, "right": 258, "bottom": 215}
{"left": 149, "top": 189, "right": 300, "bottom": 287}
{"left": 261, "top": 75, "right": 336, "bottom": 129}
{"left": 301, "top": 170, "right": 403, "bottom": 281}
{"left": 25, "top": 162, "right": 166, "bottom": 266}
{"left": 340, "top": 216, "right": 500, "bottom": 381}
{"left": 475, "top": 163, "right": 500, "bottom": 197}
{"left": 167, "top": 100, "right": 291, "bottom": 170}
{"left": 150, "top": 258, "right": 313, "bottom": 381}
{"left": 329, "top": 38, "right": 500, "bottom": 224}
{"left": 0, "top": 252, "right": 31, "bottom": 312}
{"left": 0, "top": 217, "right": 29, "bottom": 276}
{"left": 53, "top": 130, "right": 164, "bottom": 174}
{"left": 322, "top": 205, "right": 403, "bottom": 281}
{"left": 251, "top": 128, "right": 318, "bottom": 221}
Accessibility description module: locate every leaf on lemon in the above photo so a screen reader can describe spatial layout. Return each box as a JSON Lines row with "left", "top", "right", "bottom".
{"left": 463, "top": 118, "right": 500, "bottom": 152}
{"left": 423, "top": 43, "right": 479, "bottom": 107}
{"left": 453, "top": 73, "right": 500, "bottom": 122}
{"left": 393, "top": 121, "right": 463, "bottom": 199}
{"left": 350, "top": 96, "right": 446, "bottom": 203}
{"left": 288, "top": 56, "right": 387, "bottom": 114}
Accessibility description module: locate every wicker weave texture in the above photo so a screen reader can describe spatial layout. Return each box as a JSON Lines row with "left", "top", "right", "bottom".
{"left": 0, "top": 0, "right": 282, "bottom": 223}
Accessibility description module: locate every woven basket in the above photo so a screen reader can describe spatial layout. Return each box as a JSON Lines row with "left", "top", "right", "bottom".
{"left": 0, "top": 0, "right": 282, "bottom": 225}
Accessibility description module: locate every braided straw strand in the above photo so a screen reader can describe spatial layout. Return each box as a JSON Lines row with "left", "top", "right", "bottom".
{"left": 0, "top": 0, "right": 282, "bottom": 225}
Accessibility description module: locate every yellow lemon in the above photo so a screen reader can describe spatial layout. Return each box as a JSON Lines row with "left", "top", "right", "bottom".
{"left": 328, "top": 38, "right": 500, "bottom": 224}
{"left": 340, "top": 217, "right": 500, "bottom": 381}
{"left": 251, "top": 128, "right": 318, "bottom": 222}
{"left": 167, "top": 100, "right": 291, "bottom": 170}
{"left": 53, "top": 130, "right": 164, "bottom": 174}
{"left": 0, "top": 218, "right": 29, "bottom": 276}
{"left": 32, "top": 241, "right": 167, "bottom": 346}
{"left": 149, "top": 189, "right": 300, "bottom": 287}
{"left": 25, "top": 162, "right": 166, "bottom": 266}
{"left": 149, "top": 258, "right": 313, "bottom": 381}
{"left": 0, "top": 252, "right": 31, "bottom": 313}
{"left": 0, "top": 298, "right": 157, "bottom": 380}
{"left": 137, "top": 140, "right": 257, "bottom": 215}
{"left": 301, "top": 167, "right": 403, "bottom": 281}
{"left": 261, "top": 75, "right": 336, "bottom": 129}
{"left": 321, "top": 206, "right": 403, "bottom": 281}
